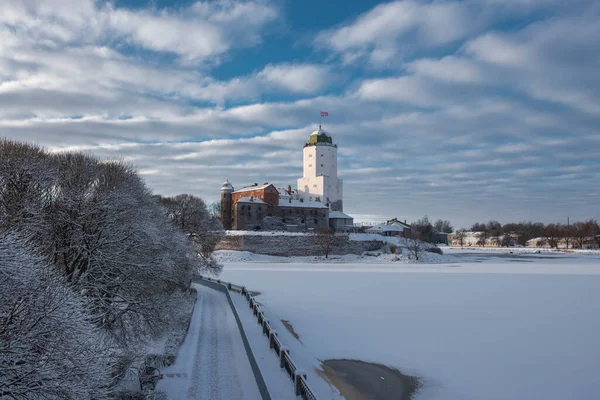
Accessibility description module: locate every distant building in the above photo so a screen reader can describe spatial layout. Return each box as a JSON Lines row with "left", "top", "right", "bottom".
{"left": 365, "top": 218, "right": 412, "bottom": 237}
{"left": 220, "top": 126, "right": 353, "bottom": 231}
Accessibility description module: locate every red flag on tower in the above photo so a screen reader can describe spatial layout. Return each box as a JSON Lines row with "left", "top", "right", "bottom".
{"left": 320, "top": 111, "right": 328, "bottom": 117}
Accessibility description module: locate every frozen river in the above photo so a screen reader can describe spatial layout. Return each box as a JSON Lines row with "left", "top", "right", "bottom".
{"left": 219, "top": 250, "right": 600, "bottom": 400}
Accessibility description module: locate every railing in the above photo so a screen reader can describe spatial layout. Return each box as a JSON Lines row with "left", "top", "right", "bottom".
{"left": 197, "top": 275, "right": 319, "bottom": 400}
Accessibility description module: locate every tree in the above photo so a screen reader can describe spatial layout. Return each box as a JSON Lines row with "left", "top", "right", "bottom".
{"left": 471, "top": 222, "right": 487, "bottom": 232}
{"left": 434, "top": 219, "right": 453, "bottom": 234}
{"left": 455, "top": 229, "right": 467, "bottom": 247}
{"left": 312, "top": 227, "right": 347, "bottom": 258}
{"left": 572, "top": 219, "right": 599, "bottom": 249}
{"left": 208, "top": 200, "right": 221, "bottom": 220}
{"left": 544, "top": 223, "right": 563, "bottom": 248}
{"left": 1, "top": 140, "right": 201, "bottom": 390}
{"left": 0, "top": 234, "right": 114, "bottom": 400}
{"left": 405, "top": 232, "right": 424, "bottom": 260}
{"left": 412, "top": 216, "right": 435, "bottom": 242}
{"left": 476, "top": 231, "right": 488, "bottom": 246}
{"left": 158, "top": 194, "right": 224, "bottom": 274}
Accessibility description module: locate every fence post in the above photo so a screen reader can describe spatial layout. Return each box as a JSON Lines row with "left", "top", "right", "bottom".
{"left": 294, "top": 370, "right": 307, "bottom": 396}
{"left": 262, "top": 320, "right": 269, "bottom": 335}
{"left": 279, "top": 346, "right": 289, "bottom": 369}
{"left": 269, "top": 330, "right": 277, "bottom": 349}
{"left": 228, "top": 283, "right": 232, "bottom": 290}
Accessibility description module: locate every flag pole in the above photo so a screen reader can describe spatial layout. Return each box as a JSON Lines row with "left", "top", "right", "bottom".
{"left": 319, "top": 112, "right": 322, "bottom": 129}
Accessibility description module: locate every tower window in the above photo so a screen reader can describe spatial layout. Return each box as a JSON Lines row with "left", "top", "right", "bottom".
{"left": 309, "top": 154, "right": 312, "bottom": 157}
{"left": 321, "top": 154, "right": 323, "bottom": 157}
{"left": 321, "top": 164, "right": 324, "bottom": 167}
{"left": 309, "top": 164, "right": 312, "bottom": 167}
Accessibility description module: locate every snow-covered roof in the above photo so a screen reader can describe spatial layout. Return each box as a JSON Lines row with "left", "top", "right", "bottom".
{"left": 389, "top": 221, "right": 411, "bottom": 229}
{"left": 233, "top": 183, "right": 273, "bottom": 193}
{"left": 329, "top": 211, "right": 353, "bottom": 219}
{"left": 221, "top": 179, "right": 233, "bottom": 192}
{"left": 277, "top": 187, "right": 299, "bottom": 198}
{"left": 366, "top": 224, "right": 403, "bottom": 232}
{"left": 236, "top": 197, "right": 267, "bottom": 204}
{"left": 279, "top": 199, "right": 328, "bottom": 209}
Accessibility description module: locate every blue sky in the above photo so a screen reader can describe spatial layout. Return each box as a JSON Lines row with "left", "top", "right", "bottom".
{"left": 1, "top": 0, "right": 599, "bottom": 228}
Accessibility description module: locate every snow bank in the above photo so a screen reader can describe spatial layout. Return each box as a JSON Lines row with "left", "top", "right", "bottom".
{"left": 214, "top": 249, "right": 455, "bottom": 264}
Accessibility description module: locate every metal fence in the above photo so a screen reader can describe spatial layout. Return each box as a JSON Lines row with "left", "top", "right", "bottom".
{"left": 196, "top": 275, "right": 319, "bottom": 400}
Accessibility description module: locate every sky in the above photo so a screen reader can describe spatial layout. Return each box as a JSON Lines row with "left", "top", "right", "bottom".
{"left": 1, "top": 0, "right": 599, "bottom": 228}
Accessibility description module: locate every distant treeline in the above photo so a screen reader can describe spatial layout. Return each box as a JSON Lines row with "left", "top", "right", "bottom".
{"left": 456, "top": 219, "right": 600, "bottom": 248}
{"left": 0, "top": 140, "right": 221, "bottom": 399}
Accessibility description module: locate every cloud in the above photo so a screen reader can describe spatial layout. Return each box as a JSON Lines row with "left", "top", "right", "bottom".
{"left": 315, "top": 0, "right": 475, "bottom": 67}
{"left": 1, "top": 0, "right": 278, "bottom": 63}
{"left": 1, "top": 0, "right": 599, "bottom": 227}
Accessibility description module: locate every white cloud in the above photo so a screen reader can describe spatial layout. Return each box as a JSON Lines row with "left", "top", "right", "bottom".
{"left": 406, "top": 56, "right": 486, "bottom": 84}
{"left": 315, "top": 0, "right": 474, "bottom": 67}
{"left": 1, "top": 0, "right": 599, "bottom": 227}
{"left": 258, "top": 64, "right": 333, "bottom": 93}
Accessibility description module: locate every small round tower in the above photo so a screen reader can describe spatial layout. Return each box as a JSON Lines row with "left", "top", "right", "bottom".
{"left": 220, "top": 180, "right": 234, "bottom": 230}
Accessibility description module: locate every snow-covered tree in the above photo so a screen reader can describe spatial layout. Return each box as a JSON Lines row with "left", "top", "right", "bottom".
{"left": 158, "top": 194, "right": 224, "bottom": 275}
{"left": 0, "top": 234, "right": 114, "bottom": 400}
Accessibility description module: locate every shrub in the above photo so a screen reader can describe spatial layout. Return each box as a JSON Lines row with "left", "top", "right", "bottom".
{"left": 425, "top": 246, "right": 443, "bottom": 255}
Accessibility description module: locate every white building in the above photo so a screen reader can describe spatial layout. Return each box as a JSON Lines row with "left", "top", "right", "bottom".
{"left": 297, "top": 127, "right": 344, "bottom": 212}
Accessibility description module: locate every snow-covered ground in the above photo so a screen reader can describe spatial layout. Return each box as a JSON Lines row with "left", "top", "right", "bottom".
{"left": 155, "top": 283, "right": 261, "bottom": 400}
{"left": 218, "top": 250, "right": 600, "bottom": 400}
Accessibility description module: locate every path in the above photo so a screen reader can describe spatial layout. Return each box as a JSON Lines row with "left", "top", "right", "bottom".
{"left": 155, "top": 283, "right": 262, "bottom": 400}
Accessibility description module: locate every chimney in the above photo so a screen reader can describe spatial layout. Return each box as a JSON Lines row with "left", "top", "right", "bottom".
{"left": 287, "top": 184, "right": 292, "bottom": 195}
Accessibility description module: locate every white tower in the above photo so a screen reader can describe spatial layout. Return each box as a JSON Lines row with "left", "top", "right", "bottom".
{"left": 297, "top": 127, "right": 344, "bottom": 211}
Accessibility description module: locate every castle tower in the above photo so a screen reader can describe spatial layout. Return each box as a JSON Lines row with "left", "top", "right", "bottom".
{"left": 297, "top": 127, "right": 344, "bottom": 211}
{"left": 220, "top": 180, "right": 233, "bottom": 230}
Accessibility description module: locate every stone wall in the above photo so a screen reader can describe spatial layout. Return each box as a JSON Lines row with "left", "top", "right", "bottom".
{"left": 215, "top": 233, "right": 384, "bottom": 256}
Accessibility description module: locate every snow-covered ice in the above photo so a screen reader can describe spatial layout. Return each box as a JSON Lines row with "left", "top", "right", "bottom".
{"left": 155, "top": 283, "right": 261, "bottom": 400}
{"left": 219, "top": 250, "right": 600, "bottom": 400}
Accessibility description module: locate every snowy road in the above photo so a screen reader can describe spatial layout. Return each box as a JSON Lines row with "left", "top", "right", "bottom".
{"left": 156, "top": 283, "right": 262, "bottom": 400}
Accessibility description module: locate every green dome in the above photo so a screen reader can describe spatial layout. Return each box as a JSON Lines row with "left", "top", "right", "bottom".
{"left": 308, "top": 128, "right": 333, "bottom": 145}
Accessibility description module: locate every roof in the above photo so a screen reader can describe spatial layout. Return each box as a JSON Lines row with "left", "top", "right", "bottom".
{"left": 307, "top": 128, "right": 333, "bottom": 145}
{"left": 366, "top": 224, "right": 403, "bottom": 232}
{"left": 233, "top": 183, "right": 273, "bottom": 194}
{"left": 387, "top": 218, "right": 410, "bottom": 229}
{"left": 236, "top": 197, "right": 267, "bottom": 204}
{"left": 221, "top": 179, "right": 233, "bottom": 192}
{"left": 279, "top": 199, "right": 328, "bottom": 209}
{"left": 329, "top": 211, "right": 353, "bottom": 219}
{"left": 277, "top": 187, "right": 299, "bottom": 198}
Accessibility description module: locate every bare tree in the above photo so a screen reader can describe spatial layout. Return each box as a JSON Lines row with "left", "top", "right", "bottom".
{"left": 544, "top": 223, "right": 563, "bottom": 248}
{"left": 405, "top": 232, "right": 424, "bottom": 260}
{"left": 458, "top": 231, "right": 467, "bottom": 247}
{"left": 208, "top": 200, "right": 221, "bottom": 220}
{"left": 312, "top": 227, "right": 346, "bottom": 258}
{"left": 412, "top": 216, "right": 435, "bottom": 242}
{"left": 476, "top": 231, "right": 488, "bottom": 246}
{"left": 572, "top": 219, "right": 599, "bottom": 249}
{"left": 434, "top": 219, "right": 454, "bottom": 234}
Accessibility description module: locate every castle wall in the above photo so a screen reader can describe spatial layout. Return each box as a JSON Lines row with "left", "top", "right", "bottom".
{"left": 215, "top": 233, "right": 384, "bottom": 256}
{"left": 234, "top": 202, "right": 329, "bottom": 230}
